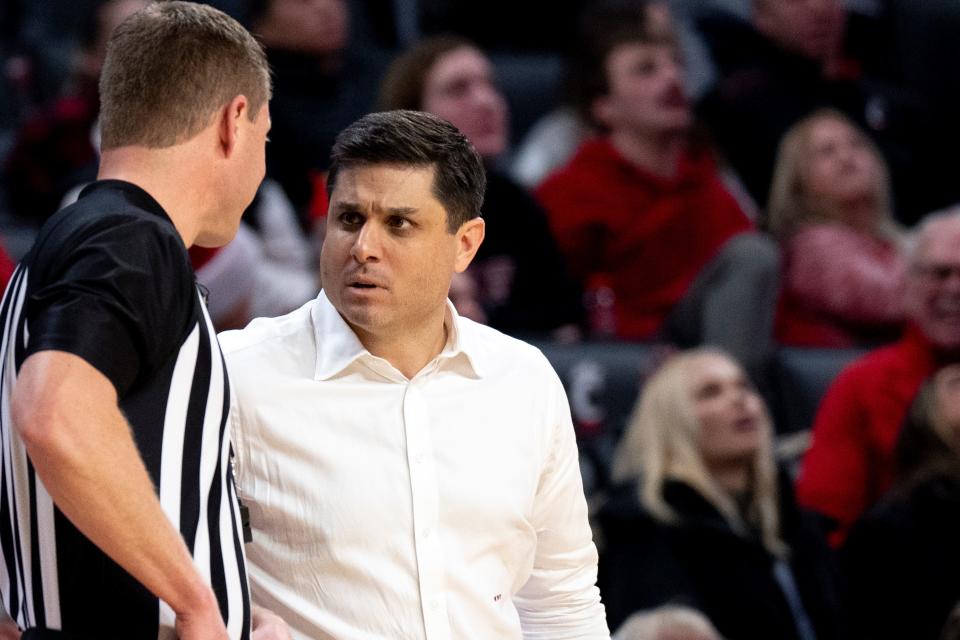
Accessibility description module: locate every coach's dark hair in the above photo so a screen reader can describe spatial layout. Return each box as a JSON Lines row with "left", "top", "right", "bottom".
{"left": 327, "top": 110, "right": 486, "bottom": 233}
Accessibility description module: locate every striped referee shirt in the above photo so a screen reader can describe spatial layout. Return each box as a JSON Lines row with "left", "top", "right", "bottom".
{"left": 0, "top": 181, "right": 251, "bottom": 638}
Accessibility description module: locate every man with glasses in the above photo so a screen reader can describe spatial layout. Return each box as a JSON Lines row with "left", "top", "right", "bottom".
{"left": 797, "top": 208, "right": 960, "bottom": 545}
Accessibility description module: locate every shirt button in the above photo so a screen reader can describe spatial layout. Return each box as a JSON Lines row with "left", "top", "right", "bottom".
{"left": 422, "top": 527, "right": 432, "bottom": 539}
{"left": 414, "top": 453, "right": 426, "bottom": 464}
{"left": 431, "top": 599, "right": 442, "bottom": 610}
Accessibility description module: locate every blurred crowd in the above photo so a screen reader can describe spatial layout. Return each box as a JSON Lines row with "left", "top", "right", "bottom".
{"left": 3, "top": 0, "right": 960, "bottom": 638}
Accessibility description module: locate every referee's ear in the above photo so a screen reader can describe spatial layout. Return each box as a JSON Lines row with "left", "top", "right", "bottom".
{"left": 217, "top": 94, "right": 250, "bottom": 158}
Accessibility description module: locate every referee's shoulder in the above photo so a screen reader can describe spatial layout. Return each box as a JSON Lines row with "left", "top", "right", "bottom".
{"left": 218, "top": 297, "right": 317, "bottom": 359}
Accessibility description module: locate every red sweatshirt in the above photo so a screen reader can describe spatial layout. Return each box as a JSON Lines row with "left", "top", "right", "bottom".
{"left": 536, "top": 138, "right": 751, "bottom": 339}
{"left": 796, "top": 324, "right": 940, "bottom": 545}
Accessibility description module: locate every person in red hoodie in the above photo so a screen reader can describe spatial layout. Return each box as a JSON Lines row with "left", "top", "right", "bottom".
{"left": 536, "top": 2, "right": 778, "bottom": 375}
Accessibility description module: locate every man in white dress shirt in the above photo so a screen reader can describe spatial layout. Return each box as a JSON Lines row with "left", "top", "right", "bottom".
{"left": 220, "top": 110, "right": 609, "bottom": 639}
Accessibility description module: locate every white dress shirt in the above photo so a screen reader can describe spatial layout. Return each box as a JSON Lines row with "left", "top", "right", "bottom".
{"left": 220, "top": 292, "right": 609, "bottom": 640}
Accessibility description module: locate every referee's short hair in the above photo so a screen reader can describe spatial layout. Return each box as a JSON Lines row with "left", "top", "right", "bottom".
{"left": 99, "top": 1, "right": 271, "bottom": 150}
{"left": 327, "top": 110, "right": 486, "bottom": 233}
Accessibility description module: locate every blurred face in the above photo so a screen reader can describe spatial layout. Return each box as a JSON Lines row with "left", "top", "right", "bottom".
{"left": 933, "top": 365, "right": 960, "bottom": 441}
{"left": 90, "top": 0, "right": 149, "bottom": 68}
{"left": 422, "top": 47, "right": 509, "bottom": 159}
{"left": 754, "top": 0, "right": 845, "bottom": 62}
{"left": 644, "top": 1, "right": 675, "bottom": 39}
{"left": 593, "top": 42, "right": 691, "bottom": 138}
{"left": 906, "top": 220, "right": 960, "bottom": 350}
{"left": 320, "top": 164, "right": 483, "bottom": 343}
{"left": 802, "top": 116, "right": 881, "bottom": 218}
{"left": 256, "top": 0, "right": 348, "bottom": 54}
{"left": 690, "top": 353, "right": 766, "bottom": 469}
{"left": 448, "top": 271, "right": 487, "bottom": 324}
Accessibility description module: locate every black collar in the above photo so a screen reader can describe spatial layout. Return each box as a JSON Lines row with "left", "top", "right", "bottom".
{"left": 78, "top": 179, "right": 172, "bottom": 224}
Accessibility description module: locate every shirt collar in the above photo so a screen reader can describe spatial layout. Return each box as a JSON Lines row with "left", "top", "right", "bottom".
{"left": 439, "top": 300, "right": 487, "bottom": 379}
{"left": 312, "top": 291, "right": 487, "bottom": 381}
{"left": 79, "top": 179, "right": 172, "bottom": 224}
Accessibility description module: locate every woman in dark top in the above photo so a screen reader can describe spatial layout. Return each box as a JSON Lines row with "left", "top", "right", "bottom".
{"left": 599, "top": 348, "right": 841, "bottom": 639}
{"left": 843, "top": 364, "right": 960, "bottom": 640}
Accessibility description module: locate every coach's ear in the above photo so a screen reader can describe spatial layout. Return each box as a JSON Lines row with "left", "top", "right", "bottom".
{"left": 217, "top": 94, "right": 249, "bottom": 158}
{"left": 454, "top": 217, "right": 485, "bottom": 273}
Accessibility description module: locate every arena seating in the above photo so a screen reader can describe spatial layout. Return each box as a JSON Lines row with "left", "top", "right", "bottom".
{"left": 535, "top": 341, "right": 867, "bottom": 496}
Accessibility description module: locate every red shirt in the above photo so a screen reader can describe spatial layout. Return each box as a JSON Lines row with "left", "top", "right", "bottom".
{"left": 536, "top": 138, "right": 751, "bottom": 339}
{"left": 796, "top": 324, "right": 939, "bottom": 545}
{"left": 0, "top": 245, "right": 13, "bottom": 289}
{"left": 777, "top": 223, "right": 906, "bottom": 347}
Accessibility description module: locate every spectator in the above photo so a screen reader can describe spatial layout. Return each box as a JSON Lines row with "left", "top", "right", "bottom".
{"left": 797, "top": 207, "right": 960, "bottom": 545}
{"left": 769, "top": 108, "right": 906, "bottom": 347}
{"left": 944, "top": 603, "right": 960, "bottom": 640}
{"left": 843, "top": 364, "right": 960, "bottom": 640}
{"left": 379, "top": 34, "right": 584, "bottom": 338}
{"left": 613, "top": 605, "right": 721, "bottom": 640}
{"left": 511, "top": 0, "right": 673, "bottom": 189}
{"left": 600, "top": 348, "right": 841, "bottom": 639}
{"left": 512, "top": 0, "right": 656, "bottom": 189}
{"left": 697, "top": 0, "right": 947, "bottom": 224}
{"left": 447, "top": 271, "right": 487, "bottom": 325}
{"left": 3, "top": 0, "right": 147, "bottom": 225}
{"left": 535, "top": 16, "right": 778, "bottom": 373}
{"left": 250, "top": 0, "right": 388, "bottom": 222}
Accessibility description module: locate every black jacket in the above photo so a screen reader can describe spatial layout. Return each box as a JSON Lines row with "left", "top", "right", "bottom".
{"left": 473, "top": 171, "right": 584, "bottom": 335}
{"left": 842, "top": 471, "right": 960, "bottom": 640}
{"left": 598, "top": 477, "right": 843, "bottom": 639}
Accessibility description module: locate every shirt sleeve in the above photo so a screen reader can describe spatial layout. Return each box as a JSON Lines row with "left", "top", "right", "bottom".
{"left": 535, "top": 175, "right": 610, "bottom": 285}
{"left": 25, "top": 216, "right": 194, "bottom": 396}
{"left": 785, "top": 226, "right": 906, "bottom": 326}
{"left": 514, "top": 363, "right": 611, "bottom": 638}
{"left": 795, "top": 367, "right": 871, "bottom": 545}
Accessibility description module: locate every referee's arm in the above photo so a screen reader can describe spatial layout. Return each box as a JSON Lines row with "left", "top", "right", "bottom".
{"left": 12, "top": 350, "right": 227, "bottom": 638}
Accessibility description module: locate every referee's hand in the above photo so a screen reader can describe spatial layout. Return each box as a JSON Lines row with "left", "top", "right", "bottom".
{"left": 251, "top": 606, "right": 292, "bottom": 640}
{"left": 174, "top": 588, "right": 229, "bottom": 640}
{"left": 0, "top": 620, "right": 18, "bottom": 640}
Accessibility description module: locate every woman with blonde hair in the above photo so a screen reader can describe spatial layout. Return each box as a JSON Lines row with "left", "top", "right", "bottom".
{"left": 768, "top": 108, "right": 906, "bottom": 347}
{"left": 599, "top": 348, "right": 841, "bottom": 639}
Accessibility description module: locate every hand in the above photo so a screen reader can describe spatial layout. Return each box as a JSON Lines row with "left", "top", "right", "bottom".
{"left": 0, "top": 620, "right": 19, "bottom": 640}
{"left": 251, "top": 605, "right": 292, "bottom": 640}
{"left": 0, "top": 606, "right": 19, "bottom": 640}
{"left": 174, "top": 590, "right": 229, "bottom": 640}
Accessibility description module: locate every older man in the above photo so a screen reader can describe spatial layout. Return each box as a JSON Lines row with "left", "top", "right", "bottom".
{"left": 797, "top": 208, "right": 960, "bottom": 544}
{"left": 221, "top": 110, "right": 609, "bottom": 639}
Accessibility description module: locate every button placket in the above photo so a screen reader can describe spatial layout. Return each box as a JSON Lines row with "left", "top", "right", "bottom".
{"left": 402, "top": 382, "right": 450, "bottom": 639}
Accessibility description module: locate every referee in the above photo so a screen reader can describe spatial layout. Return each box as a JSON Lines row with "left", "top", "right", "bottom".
{"left": 0, "top": 3, "right": 286, "bottom": 639}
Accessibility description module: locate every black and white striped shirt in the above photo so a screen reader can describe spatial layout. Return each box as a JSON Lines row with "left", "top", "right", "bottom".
{"left": 0, "top": 180, "right": 250, "bottom": 638}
